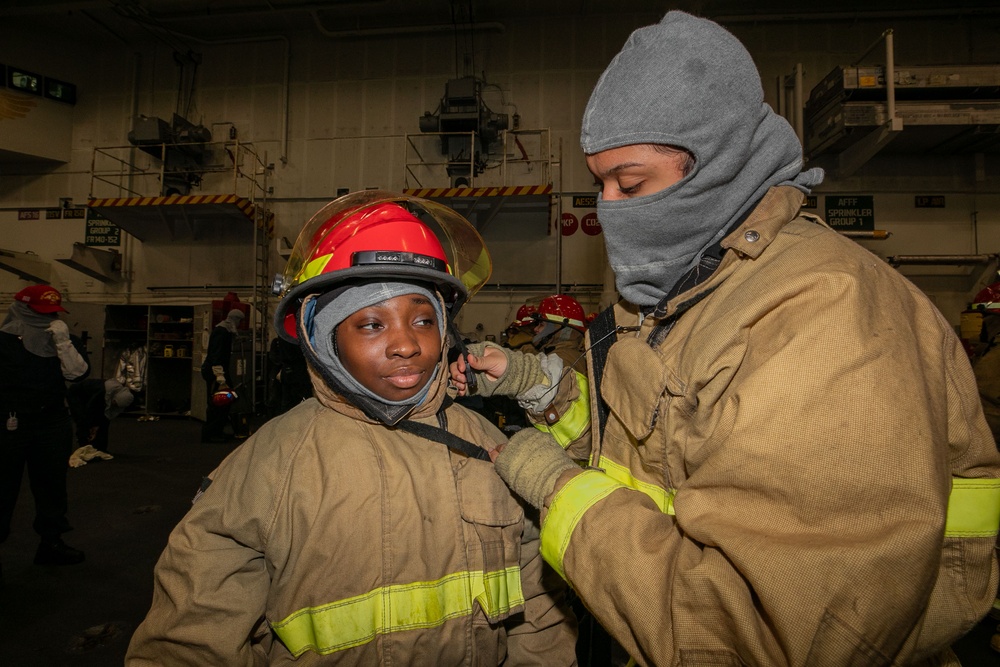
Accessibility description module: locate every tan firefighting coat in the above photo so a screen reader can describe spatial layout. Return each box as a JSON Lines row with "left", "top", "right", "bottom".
{"left": 535, "top": 186, "right": 1000, "bottom": 666}
{"left": 126, "top": 335, "right": 577, "bottom": 665}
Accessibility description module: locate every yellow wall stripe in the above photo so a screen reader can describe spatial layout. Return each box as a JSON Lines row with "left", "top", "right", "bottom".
{"left": 403, "top": 185, "right": 552, "bottom": 198}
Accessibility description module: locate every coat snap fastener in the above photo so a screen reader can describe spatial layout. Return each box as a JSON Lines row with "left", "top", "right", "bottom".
{"left": 744, "top": 230, "right": 760, "bottom": 242}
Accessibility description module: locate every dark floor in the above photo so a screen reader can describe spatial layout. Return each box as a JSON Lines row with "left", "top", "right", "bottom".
{"left": 0, "top": 415, "right": 998, "bottom": 666}
{"left": 0, "top": 416, "right": 239, "bottom": 665}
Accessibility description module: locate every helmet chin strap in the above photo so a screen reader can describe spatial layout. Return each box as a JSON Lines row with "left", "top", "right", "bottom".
{"left": 447, "top": 318, "right": 477, "bottom": 392}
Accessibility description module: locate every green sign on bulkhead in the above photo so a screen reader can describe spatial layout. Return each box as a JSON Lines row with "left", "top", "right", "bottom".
{"left": 825, "top": 195, "right": 874, "bottom": 231}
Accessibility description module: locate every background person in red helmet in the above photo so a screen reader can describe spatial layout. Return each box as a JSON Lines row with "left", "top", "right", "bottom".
{"left": 531, "top": 294, "right": 588, "bottom": 373}
{"left": 969, "top": 279, "right": 1000, "bottom": 442}
{"left": 503, "top": 304, "right": 540, "bottom": 354}
{"left": 127, "top": 192, "right": 577, "bottom": 665}
{"left": 0, "top": 285, "right": 90, "bottom": 571}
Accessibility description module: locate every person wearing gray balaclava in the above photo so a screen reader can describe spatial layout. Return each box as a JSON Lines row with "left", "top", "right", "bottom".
{"left": 452, "top": 10, "right": 1000, "bottom": 665}
{"left": 200, "top": 308, "right": 245, "bottom": 442}
{"left": 1, "top": 284, "right": 90, "bottom": 568}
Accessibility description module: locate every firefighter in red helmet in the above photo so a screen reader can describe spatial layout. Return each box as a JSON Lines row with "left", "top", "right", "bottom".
{"left": 970, "top": 278, "right": 1000, "bottom": 444}
{"left": 532, "top": 293, "right": 588, "bottom": 373}
{"left": 503, "top": 304, "right": 539, "bottom": 354}
{"left": 128, "top": 191, "right": 577, "bottom": 665}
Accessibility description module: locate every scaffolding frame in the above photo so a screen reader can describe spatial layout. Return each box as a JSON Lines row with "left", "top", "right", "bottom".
{"left": 87, "top": 139, "right": 274, "bottom": 415}
{"left": 404, "top": 128, "right": 552, "bottom": 190}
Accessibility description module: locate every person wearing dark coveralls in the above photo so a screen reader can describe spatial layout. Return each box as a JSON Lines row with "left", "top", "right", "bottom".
{"left": 201, "top": 308, "right": 243, "bottom": 442}
{"left": 267, "top": 336, "right": 312, "bottom": 416}
{"left": 0, "top": 285, "right": 90, "bottom": 568}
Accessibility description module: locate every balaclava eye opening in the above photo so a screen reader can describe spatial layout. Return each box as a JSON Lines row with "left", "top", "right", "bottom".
{"left": 301, "top": 281, "right": 446, "bottom": 425}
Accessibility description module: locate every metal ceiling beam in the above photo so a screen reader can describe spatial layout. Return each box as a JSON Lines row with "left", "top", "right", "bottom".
{"left": 0, "top": 248, "right": 52, "bottom": 284}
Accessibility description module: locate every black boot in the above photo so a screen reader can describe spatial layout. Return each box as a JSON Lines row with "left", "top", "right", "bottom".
{"left": 34, "top": 538, "right": 85, "bottom": 565}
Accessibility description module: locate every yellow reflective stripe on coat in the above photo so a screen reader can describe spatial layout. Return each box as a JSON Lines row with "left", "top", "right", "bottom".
{"left": 945, "top": 477, "right": 1000, "bottom": 537}
{"left": 271, "top": 567, "right": 523, "bottom": 657}
{"left": 540, "top": 470, "right": 625, "bottom": 579}
{"left": 534, "top": 371, "right": 590, "bottom": 448}
{"left": 597, "top": 455, "right": 676, "bottom": 515}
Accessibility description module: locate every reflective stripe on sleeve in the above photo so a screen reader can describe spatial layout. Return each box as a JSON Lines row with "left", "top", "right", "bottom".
{"left": 534, "top": 370, "right": 590, "bottom": 448}
{"left": 540, "top": 470, "right": 626, "bottom": 579}
{"left": 597, "top": 455, "right": 676, "bottom": 515}
{"left": 945, "top": 477, "right": 1000, "bottom": 538}
{"left": 271, "top": 566, "right": 523, "bottom": 657}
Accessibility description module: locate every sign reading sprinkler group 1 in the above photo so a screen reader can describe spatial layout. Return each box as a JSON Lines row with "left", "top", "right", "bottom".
{"left": 825, "top": 195, "right": 875, "bottom": 231}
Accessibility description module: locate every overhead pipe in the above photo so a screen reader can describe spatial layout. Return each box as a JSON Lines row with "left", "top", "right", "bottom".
{"left": 122, "top": 51, "right": 143, "bottom": 298}
{"left": 310, "top": 11, "right": 504, "bottom": 39}
{"left": 714, "top": 8, "right": 1000, "bottom": 24}
{"left": 839, "top": 230, "right": 892, "bottom": 240}
{"left": 0, "top": 2, "right": 110, "bottom": 15}
{"left": 141, "top": 1, "right": 390, "bottom": 21}
{"left": 887, "top": 254, "right": 998, "bottom": 267}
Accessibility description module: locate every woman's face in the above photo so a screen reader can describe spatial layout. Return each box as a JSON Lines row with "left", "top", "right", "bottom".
{"left": 586, "top": 143, "right": 689, "bottom": 201}
{"left": 335, "top": 293, "right": 442, "bottom": 402}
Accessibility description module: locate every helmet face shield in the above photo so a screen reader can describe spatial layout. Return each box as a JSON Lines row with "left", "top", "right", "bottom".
{"left": 274, "top": 191, "right": 491, "bottom": 342}
{"left": 539, "top": 294, "right": 587, "bottom": 332}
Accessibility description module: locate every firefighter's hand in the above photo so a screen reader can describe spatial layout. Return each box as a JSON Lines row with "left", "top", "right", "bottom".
{"left": 47, "top": 319, "right": 71, "bottom": 344}
{"left": 49, "top": 319, "right": 88, "bottom": 379}
{"left": 452, "top": 343, "right": 563, "bottom": 415}
{"left": 494, "top": 428, "right": 576, "bottom": 509}
{"left": 450, "top": 342, "right": 510, "bottom": 396}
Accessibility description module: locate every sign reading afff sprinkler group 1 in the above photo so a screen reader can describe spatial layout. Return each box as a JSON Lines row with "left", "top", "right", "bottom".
{"left": 825, "top": 195, "right": 875, "bottom": 231}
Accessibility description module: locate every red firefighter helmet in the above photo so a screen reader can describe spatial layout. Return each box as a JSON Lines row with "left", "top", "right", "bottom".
{"left": 538, "top": 294, "right": 586, "bottom": 332}
{"left": 972, "top": 281, "right": 1000, "bottom": 312}
{"left": 212, "top": 388, "right": 238, "bottom": 407}
{"left": 512, "top": 304, "right": 539, "bottom": 328}
{"left": 273, "top": 191, "right": 491, "bottom": 343}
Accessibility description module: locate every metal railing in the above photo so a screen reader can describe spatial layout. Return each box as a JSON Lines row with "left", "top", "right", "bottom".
{"left": 89, "top": 140, "right": 271, "bottom": 201}
{"left": 404, "top": 128, "right": 551, "bottom": 189}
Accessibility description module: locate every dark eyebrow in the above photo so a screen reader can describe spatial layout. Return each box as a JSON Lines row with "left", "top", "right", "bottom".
{"left": 606, "top": 162, "right": 645, "bottom": 176}
{"left": 593, "top": 161, "right": 646, "bottom": 179}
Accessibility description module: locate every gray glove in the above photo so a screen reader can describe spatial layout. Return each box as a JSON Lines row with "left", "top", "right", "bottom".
{"left": 467, "top": 342, "right": 563, "bottom": 412}
{"left": 211, "top": 365, "right": 227, "bottom": 386}
{"left": 494, "top": 428, "right": 578, "bottom": 509}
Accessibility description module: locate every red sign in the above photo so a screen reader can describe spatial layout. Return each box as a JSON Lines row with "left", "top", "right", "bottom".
{"left": 581, "top": 212, "right": 602, "bottom": 236}
{"left": 561, "top": 212, "right": 579, "bottom": 236}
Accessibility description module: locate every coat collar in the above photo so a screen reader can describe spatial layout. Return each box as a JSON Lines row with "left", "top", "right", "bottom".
{"left": 639, "top": 186, "right": 807, "bottom": 322}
